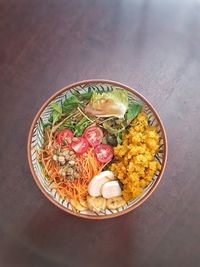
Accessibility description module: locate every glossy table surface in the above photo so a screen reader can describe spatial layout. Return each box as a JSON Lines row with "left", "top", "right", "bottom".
{"left": 0, "top": 0, "right": 200, "bottom": 266}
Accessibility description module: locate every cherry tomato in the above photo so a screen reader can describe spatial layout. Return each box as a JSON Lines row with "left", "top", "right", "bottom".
{"left": 56, "top": 129, "right": 73, "bottom": 146}
{"left": 84, "top": 126, "right": 103, "bottom": 147}
{"left": 94, "top": 144, "right": 113, "bottom": 163}
{"left": 71, "top": 137, "right": 89, "bottom": 154}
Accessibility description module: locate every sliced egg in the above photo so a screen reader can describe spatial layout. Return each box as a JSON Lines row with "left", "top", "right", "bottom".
{"left": 88, "top": 171, "right": 115, "bottom": 197}
{"left": 101, "top": 180, "right": 122, "bottom": 199}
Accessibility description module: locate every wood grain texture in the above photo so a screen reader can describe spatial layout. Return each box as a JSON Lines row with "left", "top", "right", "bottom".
{"left": 0, "top": 0, "right": 199, "bottom": 266}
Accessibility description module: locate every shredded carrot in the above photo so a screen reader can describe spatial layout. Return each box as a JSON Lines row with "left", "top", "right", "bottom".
{"left": 38, "top": 145, "right": 103, "bottom": 201}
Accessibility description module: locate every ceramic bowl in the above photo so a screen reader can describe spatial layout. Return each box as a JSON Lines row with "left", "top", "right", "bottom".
{"left": 27, "top": 80, "right": 167, "bottom": 219}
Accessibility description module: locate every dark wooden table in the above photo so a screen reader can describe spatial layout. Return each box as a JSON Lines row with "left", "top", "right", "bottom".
{"left": 0, "top": 0, "right": 200, "bottom": 266}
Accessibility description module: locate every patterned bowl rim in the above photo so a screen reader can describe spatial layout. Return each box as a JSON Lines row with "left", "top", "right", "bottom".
{"left": 27, "top": 79, "right": 168, "bottom": 220}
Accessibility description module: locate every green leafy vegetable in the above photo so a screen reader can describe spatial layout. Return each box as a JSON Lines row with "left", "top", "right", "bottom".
{"left": 67, "top": 95, "right": 79, "bottom": 103}
{"left": 97, "top": 100, "right": 141, "bottom": 145}
{"left": 71, "top": 90, "right": 92, "bottom": 100}
{"left": 48, "top": 92, "right": 93, "bottom": 129}
{"left": 116, "top": 132, "right": 122, "bottom": 144}
{"left": 50, "top": 102, "right": 62, "bottom": 125}
{"left": 102, "top": 120, "right": 125, "bottom": 135}
{"left": 62, "top": 95, "right": 80, "bottom": 113}
{"left": 127, "top": 101, "right": 142, "bottom": 122}
{"left": 85, "top": 89, "right": 128, "bottom": 118}
{"left": 50, "top": 102, "right": 62, "bottom": 113}
{"left": 74, "top": 117, "right": 91, "bottom": 136}
{"left": 52, "top": 111, "right": 61, "bottom": 124}
{"left": 80, "top": 92, "right": 93, "bottom": 99}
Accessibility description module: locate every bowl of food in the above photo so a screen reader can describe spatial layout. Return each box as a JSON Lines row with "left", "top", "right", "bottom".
{"left": 27, "top": 80, "right": 167, "bottom": 219}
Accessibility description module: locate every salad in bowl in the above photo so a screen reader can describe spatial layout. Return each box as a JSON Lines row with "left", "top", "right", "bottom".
{"left": 28, "top": 80, "right": 167, "bottom": 219}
